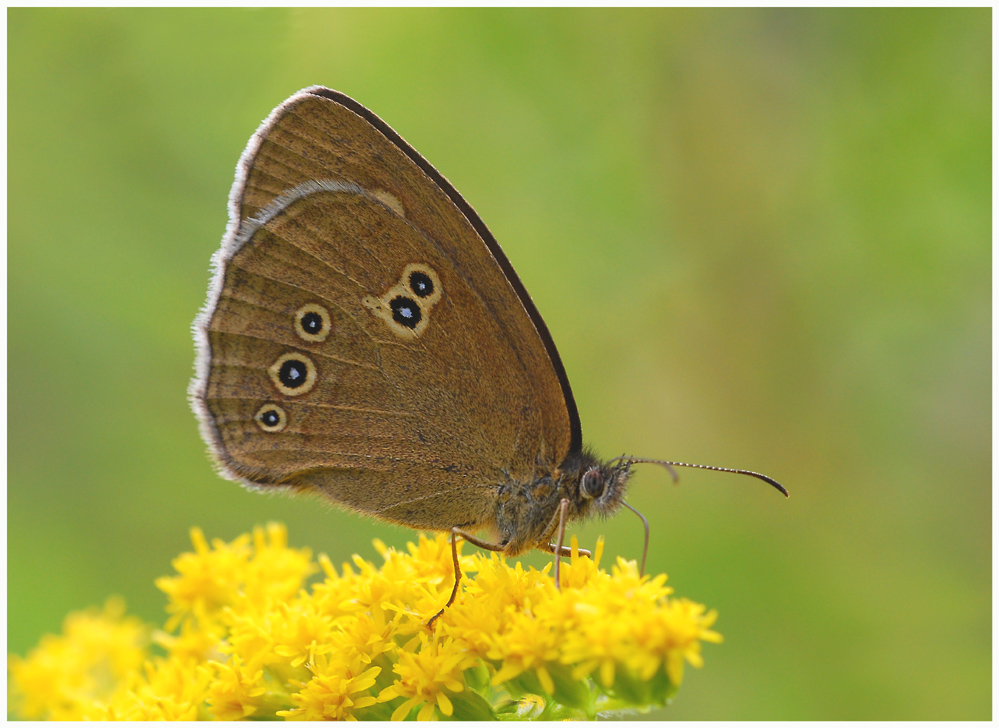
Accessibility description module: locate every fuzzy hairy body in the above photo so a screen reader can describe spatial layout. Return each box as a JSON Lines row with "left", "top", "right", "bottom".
{"left": 494, "top": 449, "right": 632, "bottom": 556}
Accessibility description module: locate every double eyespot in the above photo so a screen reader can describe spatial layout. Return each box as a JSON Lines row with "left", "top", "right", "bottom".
{"left": 363, "top": 263, "right": 442, "bottom": 339}
{"left": 255, "top": 265, "right": 439, "bottom": 434}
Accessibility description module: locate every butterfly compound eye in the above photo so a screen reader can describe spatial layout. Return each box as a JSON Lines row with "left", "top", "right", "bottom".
{"left": 580, "top": 468, "right": 605, "bottom": 499}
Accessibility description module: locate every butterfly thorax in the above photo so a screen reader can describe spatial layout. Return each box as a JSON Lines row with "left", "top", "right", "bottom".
{"left": 494, "top": 449, "right": 632, "bottom": 556}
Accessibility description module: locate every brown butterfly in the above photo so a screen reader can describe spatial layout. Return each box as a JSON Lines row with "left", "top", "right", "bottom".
{"left": 191, "top": 87, "right": 786, "bottom": 625}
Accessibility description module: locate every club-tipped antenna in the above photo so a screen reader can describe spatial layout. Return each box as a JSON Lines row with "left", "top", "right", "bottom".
{"left": 621, "top": 501, "right": 649, "bottom": 576}
{"left": 608, "top": 456, "right": 789, "bottom": 497}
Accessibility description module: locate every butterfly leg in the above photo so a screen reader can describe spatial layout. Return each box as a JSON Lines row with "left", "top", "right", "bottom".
{"left": 551, "top": 498, "right": 569, "bottom": 590}
{"left": 538, "top": 542, "right": 592, "bottom": 558}
{"left": 427, "top": 527, "right": 506, "bottom": 629}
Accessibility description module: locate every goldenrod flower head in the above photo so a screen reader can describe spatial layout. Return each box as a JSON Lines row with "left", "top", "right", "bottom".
{"left": 379, "top": 634, "right": 479, "bottom": 720}
{"left": 7, "top": 598, "right": 148, "bottom": 720}
{"left": 8, "top": 524, "right": 722, "bottom": 720}
{"left": 278, "top": 653, "right": 381, "bottom": 720}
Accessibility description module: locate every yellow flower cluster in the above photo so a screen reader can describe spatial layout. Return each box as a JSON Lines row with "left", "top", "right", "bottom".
{"left": 8, "top": 524, "right": 721, "bottom": 720}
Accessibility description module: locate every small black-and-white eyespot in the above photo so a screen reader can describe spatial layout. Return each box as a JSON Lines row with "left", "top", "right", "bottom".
{"left": 294, "top": 303, "right": 332, "bottom": 342}
{"left": 254, "top": 403, "right": 287, "bottom": 432}
{"left": 401, "top": 264, "right": 441, "bottom": 308}
{"left": 390, "top": 296, "right": 422, "bottom": 329}
{"left": 279, "top": 360, "right": 305, "bottom": 386}
{"left": 268, "top": 352, "right": 318, "bottom": 396}
{"left": 409, "top": 270, "right": 435, "bottom": 298}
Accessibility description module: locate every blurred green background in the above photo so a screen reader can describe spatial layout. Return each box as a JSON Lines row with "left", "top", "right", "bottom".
{"left": 8, "top": 8, "right": 990, "bottom": 720}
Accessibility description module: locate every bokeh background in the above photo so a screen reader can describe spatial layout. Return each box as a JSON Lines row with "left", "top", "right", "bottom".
{"left": 8, "top": 8, "right": 990, "bottom": 720}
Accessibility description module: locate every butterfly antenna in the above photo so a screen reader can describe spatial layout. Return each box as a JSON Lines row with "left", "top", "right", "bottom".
{"left": 612, "top": 452, "right": 679, "bottom": 482}
{"left": 609, "top": 456, "right": 789, "bottom": 497}
{"left": 621, "top": 501, "right": 649, "bottom": 576}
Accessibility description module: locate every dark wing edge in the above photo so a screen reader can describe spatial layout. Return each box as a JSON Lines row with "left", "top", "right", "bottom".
{"left": 306, "top": 86, "right": 583, "bottom": 456}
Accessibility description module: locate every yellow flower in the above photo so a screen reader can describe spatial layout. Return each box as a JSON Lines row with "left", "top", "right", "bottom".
{"left": 99, "top": 655, "right": 212, "bottom": 720}
{"left": 153, "top": 617, "right": 224, "bottom": 664}
{"left": 7, "top": 597, "right": 147, "bottom": 720}
{"left": 155, "top": 524, "right": 314, "bottom": 634}
{"left": 206, "top": 654, "right": 270, "bottom": 720}
{"left": 278, "top": 653, "right": 381, "bottom": 720}
{"left": 155, "top": 527, "right": 252, "bottom": 631}
{"left": 243, "top": 522, "right": 317, "bottom": 605}
{"left": 9, "top": 525, "right": 723, "bottom": 720}
{"left": 489, "top": 609, "right": 562, "bottom": 694}
{"left": 378, "top": 634, "right": 479, "bottom": 720}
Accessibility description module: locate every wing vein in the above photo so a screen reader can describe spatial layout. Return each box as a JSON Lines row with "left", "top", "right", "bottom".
{"left": 372, "top": 484, "right": 497, "bottom": 513}
{"left": 208, "top": 330, "right": 380, "bottom": 370}
{"left": 211, "top": 399, "right": 416, "bottom": 417}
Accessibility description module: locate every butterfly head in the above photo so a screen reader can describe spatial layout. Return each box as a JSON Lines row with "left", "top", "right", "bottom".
{"left": 578, "top": 460, "right": 632, "bottom": 517}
